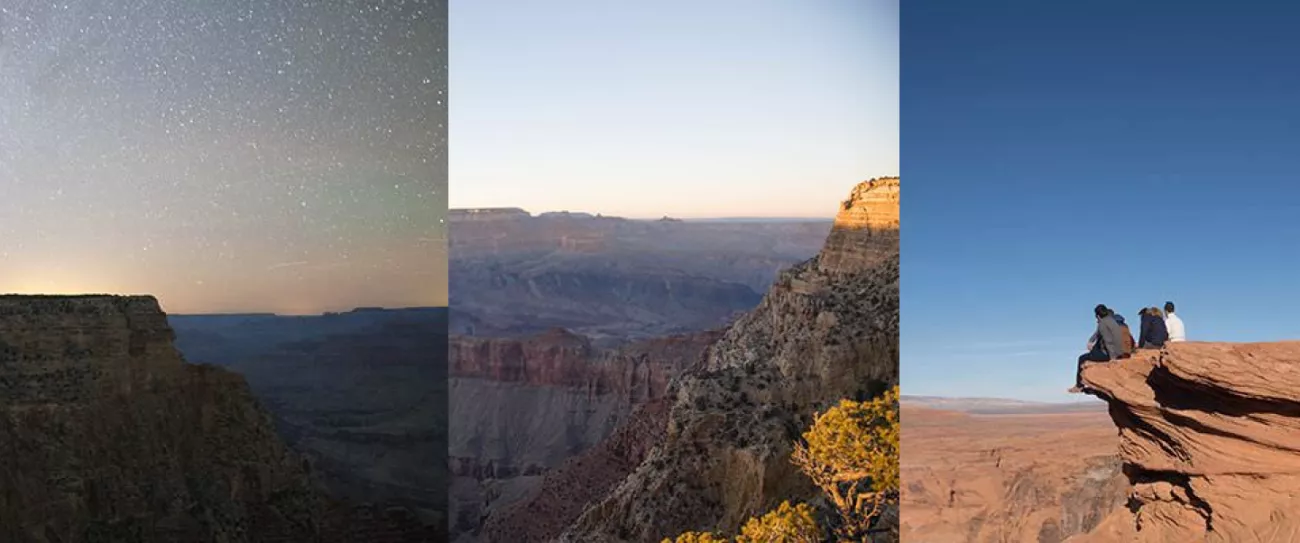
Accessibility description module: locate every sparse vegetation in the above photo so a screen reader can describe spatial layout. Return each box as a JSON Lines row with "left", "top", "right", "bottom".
{"left": 662, "top": 386, "right": 900, "bottom": 542}
{"left": 792, "top": 386, "right": 899, "bottom": 540}
{"left": 665, "top": 531, "right": 730, "bottom": 543}
{"left": 736, "top": 501, "right": 822, "bottom": 542}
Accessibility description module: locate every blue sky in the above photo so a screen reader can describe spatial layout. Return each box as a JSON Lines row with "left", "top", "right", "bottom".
{"left": 449, "top": 0, "right": 897, "bottom": 218}
{"left": 902, "top": 1, "right": 1300, "bottom": 402}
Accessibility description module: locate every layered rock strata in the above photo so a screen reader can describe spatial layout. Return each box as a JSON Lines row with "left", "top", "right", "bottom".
{"left": 1078, "top": 342, "right": 1300, "bottom": 542}
{"left": 447, "top": 330, "right": 719, "bottom": 539}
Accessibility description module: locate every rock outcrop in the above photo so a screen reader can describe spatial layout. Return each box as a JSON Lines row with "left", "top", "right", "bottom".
{"left": 1078, "top": 342, "right": 1300, "bottom": 542}
{"left": 556, "top": 178, "right": 900, "bottom": 542}
{"left": 0, "top": 295, "right": 320, "bottom": 542}
{"left": 819, "top": 177, "right": 899, "bottom": 275}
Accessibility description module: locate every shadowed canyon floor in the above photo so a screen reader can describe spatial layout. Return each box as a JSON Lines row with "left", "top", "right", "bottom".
{"left": 170, "top": 308, "right": 448, "bottom": 531}
{"left": 900, "top": 403, "right": 1124, "bottom": 543}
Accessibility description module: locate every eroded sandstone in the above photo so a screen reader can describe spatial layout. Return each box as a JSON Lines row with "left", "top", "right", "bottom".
{"left": 1077, "top": 342, "right": 1300, "bottom": 543}
{"left": 818, "top": 177, "right": 899, "bottom": 275}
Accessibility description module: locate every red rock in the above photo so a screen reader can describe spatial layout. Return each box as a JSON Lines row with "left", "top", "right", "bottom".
{"left": 1078, "top": 342, "right": 1300, "bottom": 542}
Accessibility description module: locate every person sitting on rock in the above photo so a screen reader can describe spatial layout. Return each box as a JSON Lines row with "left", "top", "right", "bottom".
{"left": 1138, "top": 307, "right": 1169, "bottom": 349}
{"left": 1070, "top": 305, "right": 1127, "bottom": 394}
{"left": 1164, "top": 301, "right": 1186, "bottom": 342}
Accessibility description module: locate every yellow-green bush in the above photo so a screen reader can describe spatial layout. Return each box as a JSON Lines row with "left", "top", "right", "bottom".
{"left": 791, "top": 385, "right": 900, "bottom": 539}
{"left": 663, "top": 531, "right": 730, "bottom": 543}
{"left": 664, "top": 385, "right": 900, "bottom": 542}
{"left": 736, "top": 501, "right": 822, "bottom": 542}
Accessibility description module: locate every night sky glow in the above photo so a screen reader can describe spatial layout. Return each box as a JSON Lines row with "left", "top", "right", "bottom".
{"left": 0, "top": 0, "right": 447, "bottom": 314}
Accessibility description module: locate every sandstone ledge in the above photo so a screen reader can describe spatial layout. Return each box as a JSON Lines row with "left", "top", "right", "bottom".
{"left": 1080, "top": 341, "right": 1300, "bottom": 542}
{"left": 818, "top": 177, "right": 899, "bottom": 275}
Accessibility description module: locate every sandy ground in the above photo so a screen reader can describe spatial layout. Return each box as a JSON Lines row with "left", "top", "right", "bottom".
{"left": 901, "top": 404, "right": 1125, "bottom": 543}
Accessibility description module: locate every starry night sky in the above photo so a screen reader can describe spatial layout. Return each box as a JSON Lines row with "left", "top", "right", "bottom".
{"left": 0, "top": 0, "right": 447, "bottom": 314}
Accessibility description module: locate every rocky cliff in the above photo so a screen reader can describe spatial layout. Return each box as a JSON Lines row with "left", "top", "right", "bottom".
{"left": 1077, "top": 342, "right": 1300, "bottom": 542}
{"left": 818, "top": 176, "right": 899, "bottom": 275}
{"left": 0, "top": 295, "right": 320, "bottom": 542}
{"left": 555, "top": 178, "right": 901, "bottom": 542}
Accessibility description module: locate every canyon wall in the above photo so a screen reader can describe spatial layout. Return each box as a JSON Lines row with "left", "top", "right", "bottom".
{"left": 555, "top": 178, "right": 901, "bottom": 541}
{"left": 1077, "top": 342, "right": 1300, "bottom": 543}
{"left": 447, "top": 330, "right": 718, "bottom": 539}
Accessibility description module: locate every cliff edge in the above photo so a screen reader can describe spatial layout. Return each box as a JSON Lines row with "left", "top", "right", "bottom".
{"left": 818, "top": 176, "right": 899, "bottom": 275}
{"left": 555, "top": 178, "right": 900, "bottom": 542}
{"left": 0, "top": 295, "right": 320, "bottom": 542}
{"left": 1078, "top": 342, "right": 1300, "bottom": 543}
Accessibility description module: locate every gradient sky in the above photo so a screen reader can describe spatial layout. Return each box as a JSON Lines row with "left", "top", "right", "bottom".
{"left": 449, "top": 0, "right": 897, "bottom": 219}
{"left": 903, "top": 1, "right": 1300, "bottom": 402}
{"left": 0, "top": 0, "right": 447, "bottom": 314}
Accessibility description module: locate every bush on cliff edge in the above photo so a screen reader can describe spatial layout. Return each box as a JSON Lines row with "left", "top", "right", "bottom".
{"left": 664, "top": 386, "right": 900, "bottom": 542}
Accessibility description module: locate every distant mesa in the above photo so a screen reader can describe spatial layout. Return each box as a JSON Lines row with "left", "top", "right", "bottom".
{"left": 538, "top": 211, "right": 597, "bottom": 220}
{"left": 1078, "top": 342, "right": 1300, "bottom": 542}
{"left": 450, "top": 207, "right": 532, "bottom": 222}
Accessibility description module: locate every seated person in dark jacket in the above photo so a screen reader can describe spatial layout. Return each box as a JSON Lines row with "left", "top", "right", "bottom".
{"left": 1070, "top": 305, "right": 1126, "bottom": 393}
{"left": 1138, "top": 307, "right": 1169, "bottom": 348}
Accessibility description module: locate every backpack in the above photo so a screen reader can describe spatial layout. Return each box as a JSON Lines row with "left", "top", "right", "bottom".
{"left": 1119, "top": 325, "right": 1136, "bottom": 357}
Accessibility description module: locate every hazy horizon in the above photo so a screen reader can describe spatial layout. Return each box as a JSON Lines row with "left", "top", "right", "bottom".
{"left": 449, "top": 205, "right": 838, "bottom": 221}
{"left": 1, "top": 1, "right": 449, "bottom": 314}
{"left": 449, "top": 0, "right": 898, "bottom": 218}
